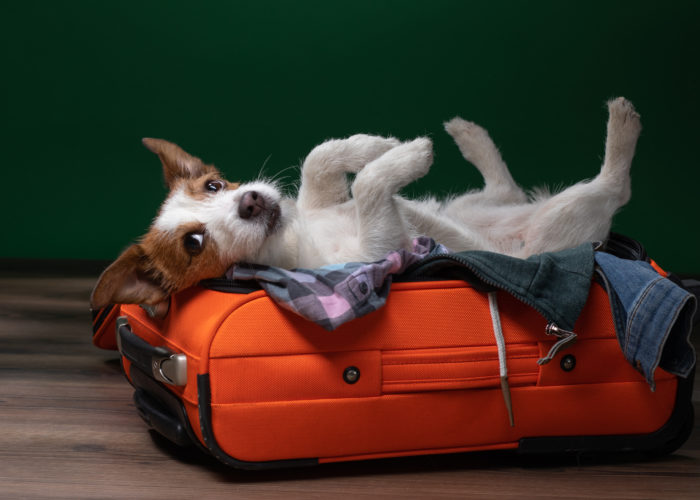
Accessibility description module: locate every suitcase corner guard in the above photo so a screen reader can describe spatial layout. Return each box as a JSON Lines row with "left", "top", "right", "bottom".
{"left": 116, "top": 316, "right": 187, "bottom": 386}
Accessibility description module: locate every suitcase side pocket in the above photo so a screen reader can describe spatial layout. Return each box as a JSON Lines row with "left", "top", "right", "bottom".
{"left": 209, "top": 350, "right": 382, "bottom": 403}
{"left": 382, "top": 344, "right": 540, "bottom": 393}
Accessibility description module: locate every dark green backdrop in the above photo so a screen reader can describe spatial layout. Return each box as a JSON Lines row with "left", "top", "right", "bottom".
{"left": 3, "top": 1, "right": 699, "bottom": 271}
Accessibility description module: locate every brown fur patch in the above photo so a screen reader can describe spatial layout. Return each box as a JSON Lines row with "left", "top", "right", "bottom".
{"left": 90, "top": 138, "right": 244, "bottom": 308}
{"left": 180, "top": 174, "right": 241, "bottom": 200}
{"left": 139, "top": 224, "right": 229, "bottom": 295}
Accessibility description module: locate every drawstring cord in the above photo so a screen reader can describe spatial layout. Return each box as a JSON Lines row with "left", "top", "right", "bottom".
{"left": 488, "top": 291, "right": 514, "bottom": 427}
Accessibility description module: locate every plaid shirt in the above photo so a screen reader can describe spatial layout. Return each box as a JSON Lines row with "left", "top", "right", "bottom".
{"left": 226, "top": 237, "right": 449, "bottom": 331}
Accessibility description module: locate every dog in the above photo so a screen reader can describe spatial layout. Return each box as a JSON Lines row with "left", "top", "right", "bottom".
{"left": 90, "top": 97, "right": 641, "bottom": 310}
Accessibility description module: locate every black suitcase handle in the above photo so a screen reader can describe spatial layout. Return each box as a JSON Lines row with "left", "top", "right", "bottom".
{"left": 116, "top": 317, "right": 187, "bottom": 386}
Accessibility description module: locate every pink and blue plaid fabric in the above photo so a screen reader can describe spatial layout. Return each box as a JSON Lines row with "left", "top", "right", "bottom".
{"left": 226, "top": 237, "right": 448, "bottom": 331}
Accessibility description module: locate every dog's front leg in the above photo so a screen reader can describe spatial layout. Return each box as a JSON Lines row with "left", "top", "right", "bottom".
{"left": 351, "top": 138, "right": 433, "bottom": 260}
{"left": 298, "top": 134, "right": 400, "bottom": 211}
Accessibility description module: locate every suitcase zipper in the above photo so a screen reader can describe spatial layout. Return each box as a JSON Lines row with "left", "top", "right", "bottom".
{"left": 198, "top": 278, "right": 263, "bottom": 294}
{"left": 537, "top": 324, "right": 578, "bottom": 365}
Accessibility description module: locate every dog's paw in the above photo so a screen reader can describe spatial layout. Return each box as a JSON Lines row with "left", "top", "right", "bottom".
{"left": 444, "top": 117, "right": 498, "bottom": 164}
{"left": 356, "top": 137, "right": 433, "bottom": 193}
{"left": 392, "top": 137, "right": 434, "bottom": 177}
{"left": 444, "top": 117, "right": 488, "bottom": 141}
{"left": 607, "top": 97, "right": 642, "bottom": 137}
{"left": 346, "top": 134, "right": 401, "bottom": 162}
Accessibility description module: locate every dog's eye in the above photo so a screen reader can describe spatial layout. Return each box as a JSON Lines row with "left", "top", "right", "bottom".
{"left": 206, "top": 180, "right": 225, "bottom": 193}
{"left": 183, "top": 232, "right": 205, "bottom": 256}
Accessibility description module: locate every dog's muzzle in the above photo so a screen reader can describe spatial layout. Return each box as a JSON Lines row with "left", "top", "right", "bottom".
{"left": 238, "top": 190, "right": 280, "bottom": 233}
{"left": 238, "top": 191, "right": 266, "bottom": 219}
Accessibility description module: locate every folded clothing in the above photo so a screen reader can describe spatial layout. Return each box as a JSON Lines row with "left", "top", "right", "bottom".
{"left": 594, "top": 252, "right": 697, "bottom": 390}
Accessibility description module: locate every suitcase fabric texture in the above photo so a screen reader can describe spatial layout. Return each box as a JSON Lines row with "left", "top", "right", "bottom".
{"left": 92, "top": 235, "right": 696, "bottom": 470}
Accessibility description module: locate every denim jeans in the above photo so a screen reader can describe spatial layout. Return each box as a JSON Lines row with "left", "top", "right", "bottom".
{"left": 595, "top": 252, "right": 697, "bottom": 390}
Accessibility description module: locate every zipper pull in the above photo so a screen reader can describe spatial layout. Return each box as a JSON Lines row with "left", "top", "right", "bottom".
{"left": 537, "top": 323, "right": 577, "bottom": 365}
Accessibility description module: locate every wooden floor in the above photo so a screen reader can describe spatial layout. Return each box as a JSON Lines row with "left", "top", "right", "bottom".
{"left": 1, "top": 271, "right": 699, "bottom": 499}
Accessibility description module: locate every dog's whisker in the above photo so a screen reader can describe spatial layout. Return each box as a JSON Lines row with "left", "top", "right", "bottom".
{"left": 267, "top": 164, "right": 300, "bottom": 185}
{"left": 256, "top": 154, "right": 274, "bottom": 180}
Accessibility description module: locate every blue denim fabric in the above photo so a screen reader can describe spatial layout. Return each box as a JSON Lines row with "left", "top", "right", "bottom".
{"left": 594, "top": 252, "right": 697, "bottom": 390}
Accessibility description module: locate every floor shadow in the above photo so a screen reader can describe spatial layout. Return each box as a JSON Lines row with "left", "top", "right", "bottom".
{"left": 146, "top": 429, "right": 696, "bottom": 484}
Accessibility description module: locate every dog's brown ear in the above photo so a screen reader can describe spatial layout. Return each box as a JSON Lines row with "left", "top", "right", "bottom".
{"left": 90, "top": 244, "right": 169, "bottom": 310}
{"left": 142, "top": 138, "right": 218, "bottom": 189}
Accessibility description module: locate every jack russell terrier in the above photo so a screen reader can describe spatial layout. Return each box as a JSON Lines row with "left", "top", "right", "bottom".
{"left": 90, "top": 97, "right": 641, "bottom": 310}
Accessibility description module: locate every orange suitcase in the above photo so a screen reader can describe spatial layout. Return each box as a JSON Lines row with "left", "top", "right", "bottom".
{"left": 92, "top": 236, "right": 695, "bottom": 470}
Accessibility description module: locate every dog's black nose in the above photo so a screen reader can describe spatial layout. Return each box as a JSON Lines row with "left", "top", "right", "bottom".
{"left": 238, "top": 191, "right": 265, "bottom": 219}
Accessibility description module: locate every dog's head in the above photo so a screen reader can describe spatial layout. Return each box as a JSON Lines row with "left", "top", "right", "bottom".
{"left": 90, "top": 138, "right": 282, "bottom": 310}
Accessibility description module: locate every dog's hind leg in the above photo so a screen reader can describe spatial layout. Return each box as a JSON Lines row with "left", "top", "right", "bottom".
{"left": 351, "top": 138, "right": 433, "bottom": 259}
{"left": 297, "top": 134, "right": 400, "bottom": 210}
{"left": 520, "top": 97, "right": 641, "bottom": 256}
{"left": 599, "top": 97, "right": 642, "bottom": 190}
{"left": 443, "top": 117, "right": 527, "bottom": 208}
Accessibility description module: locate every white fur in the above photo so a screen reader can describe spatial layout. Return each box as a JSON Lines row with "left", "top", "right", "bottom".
{"left": 158, "top": 97, "right": 641, "bottom": 269}
{"left": 155, "top": 181, "right": 284, "bottom": 263}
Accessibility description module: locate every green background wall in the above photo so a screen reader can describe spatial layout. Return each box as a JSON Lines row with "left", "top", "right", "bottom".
{"left": 3, "top": 1, "right": 699, "bottom": 272}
